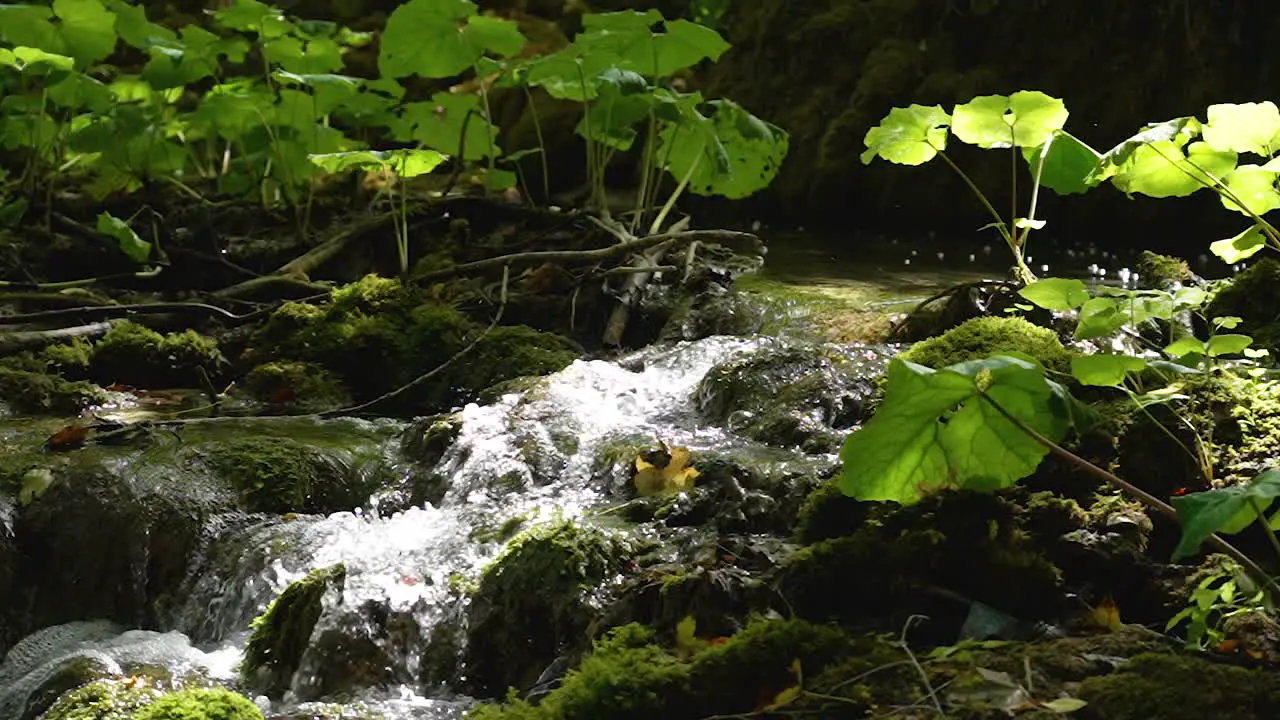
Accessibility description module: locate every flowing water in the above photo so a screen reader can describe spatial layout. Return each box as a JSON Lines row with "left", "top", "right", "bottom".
{"left": 0, "top": 334, "right": 895, "bottom": 719}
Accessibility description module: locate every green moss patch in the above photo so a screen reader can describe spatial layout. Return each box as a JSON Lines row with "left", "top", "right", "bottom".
{"left": 898, "top": 316, "right": 1072, "bottom": 372}
{"left": 204, "top": 437, "right": 385, "bottom": 514}
{"left": 242, "top": 564, "right": 346, "bottom": 698}
{"left": 91, "top": 321, "right": 222, "bottom": 388}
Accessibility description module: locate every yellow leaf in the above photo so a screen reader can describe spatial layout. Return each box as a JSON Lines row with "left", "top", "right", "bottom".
{"left": 1085, "top": 596, "right": 1122, "bottom": 632}
{"left": 633, "top": 444, "right": 699, "bottom": 495}
{"left": 675, "top": 615, "right": 702, "bottom": 658}
{"left": 1041, "top": 697, "right": 1088, "bottom": 713}
{"left": 765, "top": 684, "right": 801, "bottom": 711}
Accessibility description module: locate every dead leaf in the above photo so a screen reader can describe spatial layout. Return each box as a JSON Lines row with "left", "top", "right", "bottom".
{"left": 46, "top": 424, "right": 90, "bottom": 451}
{"left": 1085, "top": 596, "right": 1122, "bottom": 632}
{"left": 633, "top": 444, "right": 699, "bottom": 496}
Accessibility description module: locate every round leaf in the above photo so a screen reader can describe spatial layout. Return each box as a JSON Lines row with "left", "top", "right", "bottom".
{"left": 1070, "top": 355, "right": 1147, "bottom": 387}
{"left": 1210, "top": 225, "right": 1268, "bottom": 263}
{"left": 1219, "top": 165, "right": 1280, "bottom": 216}
{"left": 1111, "top": 140, "right": 1237, "bottom": 198}
{"left": 1202, "top": 102, "right": 1280, "bottom": 156}
{"left": 861, "top": 105, "right": 950, "bottom": 165}
{"left": 1018, "top": 278, "right": 1089, "bottom": 311}
{"left": 952, "top": 91, "right": 1068, "bottom": 149}
{"left": 53, "top": 0, "right": 118, "bottom": 66}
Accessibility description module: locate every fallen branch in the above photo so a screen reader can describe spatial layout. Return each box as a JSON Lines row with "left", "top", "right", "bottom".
{"left": 0, "top": 302, "right": 271, "bottom": 326}
{"left": 0, "top": 322, "right": 116, "bottom": 354}
{"left": 412, "top": 229, "right": 759, "bottom": 285}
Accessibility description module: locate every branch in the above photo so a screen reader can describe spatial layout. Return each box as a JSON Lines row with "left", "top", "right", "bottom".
{"left": 411, "top": 229, "right": 760, "bottom": 285}
{"left": 0, "top": 302, "right": 272, "bottom": 327}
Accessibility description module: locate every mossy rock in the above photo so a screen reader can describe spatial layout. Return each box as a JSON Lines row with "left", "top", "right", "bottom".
{"left": 1077, "top": 652, "right": 1280, "bottom": 719}
{"left": 898, "top": 316, "right": 1073, "bottom": 373}
{"left": 240, "top": 361, "right": 351, "bottom": 413}
{"left": 251, "top": 275, "right": 577, "bottom": 412}
{"left": 464, "top": 521, "right": 632, "bottom": 695}
{"left": 1135, "top": 250, "right": 1196, "bottom": 290}
{"left": 203, "top": 436, "right": 388, "bottom": 514}
{"left": 696, "top": 342, "right": 884, "bottom": 451}
{"left": 90, "top": 321, "right": 222, "bottom": 388}
{"left": 1205, "top": 258, "right": 1280, "bottom": 353}
{"left": 0, "top": 367, "right": 105, "bottom": 415}
{"left": 39, "top": 678, "right": 157, "bottom": 720}
{"left": 242, "top": 564, "right": 346, "bottom": 698}
{"left": 779, "top": 490, "right": 1064, "bottom": 634}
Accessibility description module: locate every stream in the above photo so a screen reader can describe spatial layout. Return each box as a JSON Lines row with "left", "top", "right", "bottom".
{"left": 0, "top": 330, "right": 893, "bottom": 719}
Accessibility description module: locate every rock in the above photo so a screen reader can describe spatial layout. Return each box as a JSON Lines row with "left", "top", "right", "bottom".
{"left": 696, "top": 340, "right": 887, "bottom": 451}
{"left": 242, "top": 564, "right": 346, "bottom": 699}
{"left": 90, "top": 321, "right": 224, "bottom": 388}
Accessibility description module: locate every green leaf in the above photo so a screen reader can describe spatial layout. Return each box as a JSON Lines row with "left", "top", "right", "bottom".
{"left": 1074, "top": 297, "right": 1127, "bottom": 340}
{"left": 1041, "top": 698, "right": 1088, "bottom": 714}
{"left": 575, "top": 67, "right": 654, "bottom": 150}
{"left": 524, "top": 43, "right": 619, "bottom": 101}
{"left": 1111, "top": 140, "right": 1237, "bottom": 199}
{"left": 1023, "top": 130, "right": 1099, "bottom": 195}
{"left": 657, "top": 98, "right": 788, "bottom": 199}
{"left": 96, "top": 212, "right": 150, "bottom": 264}
{"left": 1210, "top": 225, "right": 1268, "bottom": 263}
{"left": 1090, "top": 117, "right": 1198, "bottom": 185}
{"left": 309, "top": 148, "right": 446, "bottom": 177}
{"left": 1070, "top": 355, "right": 1147, "bottom": 387}
{"left": 1171, "top": 471, "right": 1280, "bottom": 561}
{"left": 379, "top": 0, "right": 525, "bottom": 79}
{"left": 584, "top": 12, "right": 729, "bottom": 77}
{"left": 1205, "top": 334, "right": 1253, "bottom": 357}
{"left": 53, "top": 0, "right": 117, "bottom": 66}
{"left": 1173, "top": 287, "right": 1209, "bottom": 308}
{"left": 107, "top": 0, "right": 175, "bottom": 49}
{"left": 212, "top": 0, "right": 289, "bottom": 35}
{"left": 836, "top": 356, "right": 1070, "bottom": 504}
{"left": 1219, "top": 165, "right": 1280, "bottom": 216}
{"left": 6, "top": 46, "right": 75, "bottom": 74}
{"left": 1201, "top": 102, "right": 1280, "bottom": 157}
{"left": 0, "top": 4, "right": 60, "bottom": 52}
{"left": 861, "top": 105, "right": 950, "bottom": 165}
{"left": 1018, "top": 278, "right": 1089, "bottom": 311}
{"left": 1164, "top": 337, "right": 1206, "bottom": 357}
{"left": 951, "top": 91, "right": 1068, "bottom": 149}
{"left": 393, "top": 93, "right": 498, "bottom": 160}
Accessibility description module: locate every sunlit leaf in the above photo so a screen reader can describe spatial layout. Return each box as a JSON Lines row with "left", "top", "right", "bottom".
{"left": 1210, "top": 225, "right": 1268, "bottom": 263}
{"left": 1219, "top": 165, "right": 1280, "bottom": 216}
{"left": 309, "top": 149, "right": 447, "bottom": 177}
{"left": 837, "top": 356, "right": 1071, "bottom": 504}
{"left": 951, "top": 91, "right": 1067, "bottom": 149}
{"left": 658, "top": 98, "right": 788, "bottom": 199}
{"left": 96, "top": 212, "right": 151, "bottom": 263}
{"left": 1111, "top": 140, "right": 1237, "bottom": 199}
{"left": 1070, "top": 355, "right": 1147, "bottom": 387}
{"left": 861, "top": 104, "right": 950, "bottom": 165}
{"left": 1019, "top": 277, "right": 1088, "bottom": 311}
{"left": 1205, "top": 334, "right": 1253, "bottom": 357}
{"left": 1090, "top": 117, "right": 1199, "bottom": 185}
{"left": 1201, "top": 102, "right": 1280, "bottom": 157}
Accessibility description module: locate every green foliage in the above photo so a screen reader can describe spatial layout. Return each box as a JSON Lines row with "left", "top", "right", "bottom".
{"left": 39, "top": 678, "right": 156, "bottom": 720}
{"left": 90, "top": 321, "right": 222, "bottom": 388}
{"left": 1170, "top": 471, "right": 1280, "bottom": 561}
{"left": 1166, "top": 568, "right": 1266, "bottom": 650}
{"left": 134, "top": 687, "right": 263, "bottom": 720}
{"left": 837, "top": 356, "right": 1072, "bottom": 504}
{"left": 0, "top": 0, "right": 783, "bottom": 229}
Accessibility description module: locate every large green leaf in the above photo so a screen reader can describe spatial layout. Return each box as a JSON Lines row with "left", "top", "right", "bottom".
{"left": 107, "top": 0, "right": 174, "bottom": 49}
{"left": 861, "top": 105, "right": 949, "bottom": 165}
{"left": 1110, "top": 140, "right": 1236, "bottom": 199}
{"left": 1089, "top": 117, "right": 1198, "bottom": 185}
{"left": 53, "top": 0, "right": 117, "bottom": 66}
{"left": 1219, "top": 165, "right": 1280, "bottom": 216}
{"left": 379, "top": 0, "right": 524, "bottom": 79}
{"left": 575, "top": 67, "right": 654, "bottom": 150}
{"left": 1022, "top": 130, "right": 1099, "bottom": 195}
{"left": 951, "top": 91, "right": 1067, "bottom": 149}
{"left": 1171, "top": 471, "right": 1280, "bottom": 561}
{"left": 0, "top": 4, "right": 61, "bottom": 53}
{"left": 1070, "top": 355, "right": 1148, "bottom": 387}
{"left": 657, "top": 97, "right": 788, "bottom": 199}
{"left": 1209, "top": 224, "right": 1268, "bottom": 263}
{"left": 1018, "top": 277, "right": 1089, "bottom": 311}
{"left": 837, "top": 356, "right": 1071, "bottom": 504}
{"left": 393, "top": 93, "right": 499, "bottom": 160}
{"left": 581, "top": 11, "right": 729, "bottom": 77}
{"left": 1201, "top": 102, "right": 1280, "bottom": 157}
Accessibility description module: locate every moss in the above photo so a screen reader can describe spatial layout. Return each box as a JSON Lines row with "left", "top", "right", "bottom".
{"left": 781, "top": 491, "right": 1063, "bottom": 628}
{"left": 1077, "top": 652, "right": 1280, "bottom": 719}
{"left": 897, "top": 316, "right": 1072, "bottom": 372}
{"left": 251, "top": 275, "right": 577, "bottom": 412}
{"left": 241, "top": 361, "right": 351, "bottom": 412}
{"left": 242, "top": 564, "right": 346, "bottom": 698}
{"left": 793, "top": 479, "right": 867, "bottom": 543}
{"left": 0, "top": 366, "right": 106, "bottom": 415}
{"left": 205, "top": 436, "right": 383, "bottom": 514}
{"left": 40, "top": 678, "right": 158, "bottom": 720}
{"left": 1205, "top": 258, "right": 1280, "bottom": 353}
{"left": 464, "top": 521, "right": 632, "bottom": 694}
{"left": 1135, "top": 250, "right": 1194, "bottom": 290}
{"left": 90, "top": 321, "right": 222, "bottom": 388}
{"left": 134, "top": 688, "right": 262, "bottom": 720}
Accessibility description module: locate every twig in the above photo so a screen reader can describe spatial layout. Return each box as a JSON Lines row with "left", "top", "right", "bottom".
{"left": 0, "top": 302, "right": 272, "bottom": 326}
{"left": 411, "top": 229, "right": 758, "bottom": 285}
{"left": 896, "top": 615, "right": 945, "bottom": 717}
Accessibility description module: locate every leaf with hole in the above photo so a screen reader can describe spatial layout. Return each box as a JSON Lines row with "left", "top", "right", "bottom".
{"left": 861, "top": 105, "right": 950, "bottom": 165}
{"left": 657, "top": 97, "right": 788, "bottom": 199}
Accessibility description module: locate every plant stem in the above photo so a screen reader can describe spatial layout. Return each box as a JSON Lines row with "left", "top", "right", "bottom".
{"left": 937, "top": 151, "right": 1035, "bottom": 283}
{"left": 977, "top": 390, "right": 1280, "bottom": 596}
{"left": 521, "top": 84, "right": 551, "bottom": 203}
{"left": 650, "top": 150, "right": 701, "bottom": 235}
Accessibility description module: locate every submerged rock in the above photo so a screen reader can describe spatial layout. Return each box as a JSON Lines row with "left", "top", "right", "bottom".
{"left": 242, "top": 564, "right": 347, "bottom": 699}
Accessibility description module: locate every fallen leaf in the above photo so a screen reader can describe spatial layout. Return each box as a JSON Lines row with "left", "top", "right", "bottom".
{"left": 633, "top": 443, "right": 699, "bottom": 496}
{"left": 1085, "top": 596, "right": 1122, "bottom": 632}
{"left": 674, "top": 615, "right": 702, "bottom": 658}
{"left": 46, "top": 424, "right": 90, "bottom": 451}
{"left": 1041, "top": 697, "right": 1088, "bottom": 713}
{"left": 1214, "top": 638, "right": 1241, "bottom": 654}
